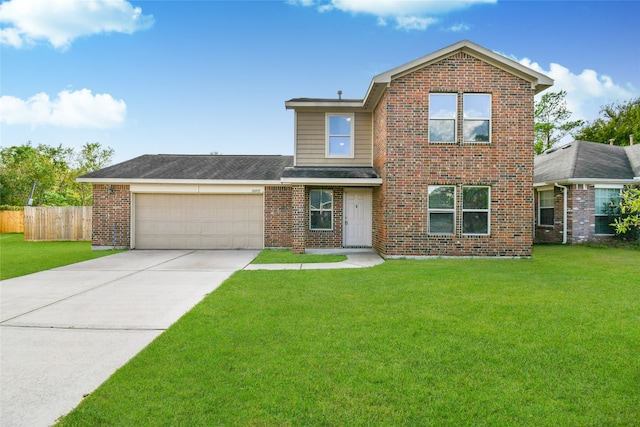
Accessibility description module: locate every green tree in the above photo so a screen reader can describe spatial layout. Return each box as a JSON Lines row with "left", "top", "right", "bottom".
{"left": 534, "top": 90, "right": 584, "bottom": 154}
{"left": 613, "top": 187, "right": 640, "bottom": 241}
{"left": 574, "top": 97, "right": 640, "bottom": 146}
{"left": 72, "top": 142, "right": 115, "bottom": 205}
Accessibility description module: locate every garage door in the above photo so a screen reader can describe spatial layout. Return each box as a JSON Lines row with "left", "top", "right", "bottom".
{"left": 135, "top": 194, "right": 263, "bottom": 249}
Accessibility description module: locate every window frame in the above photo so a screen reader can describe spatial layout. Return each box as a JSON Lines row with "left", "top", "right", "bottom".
{"left": 463, "top": 93, "right": 491, "bottom": 143}
{"left": 325, "top": 113, "right": 355, "bottom": 158}
{"left": 428, "top": 93, "right": 457, "bottom": 143}
{"left": 462, "top": 186, "right": 491, "bottom": 235}
{"left": 427, "top": 185, "right": 456, "bottom": 235}
{"left": 309, "top": 189, "right": 334, "bottom": 231}
{"left": 538, "top": 189, "right": 555, "bottom": 226}
{"left": 594, "top": 187, "right": 622, "bottom": 235}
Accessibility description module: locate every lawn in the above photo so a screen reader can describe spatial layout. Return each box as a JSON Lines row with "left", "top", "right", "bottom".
{"left": 0, "top": 233, "right": 122, "bottom": 280}
{"left": 252, "top": 248, "right": 347, "bottom": 264}
{"left": 58, "top": 245, "right": 639, "bottom": 426}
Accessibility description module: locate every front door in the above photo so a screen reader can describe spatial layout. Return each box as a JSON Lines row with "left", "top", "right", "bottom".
{"left": 344, "top": 188, "right": 372, "bottom": 247}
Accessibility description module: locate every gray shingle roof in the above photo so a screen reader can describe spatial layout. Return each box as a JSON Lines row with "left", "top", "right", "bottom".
{"left": 80, "top": 154, "right": 294, "bottom": 181}
{"left": 281, "top": 167, "right": 380, "bottom": 179}
{"left": 534, "top": 140, "right": 640, "bottom": 183}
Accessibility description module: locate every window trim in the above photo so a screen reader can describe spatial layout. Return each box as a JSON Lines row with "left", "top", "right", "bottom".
{"left": 538, "top": 189, "right": 555, "bottom": 226}
{"left": 463, "top": 93, "right": 491, "bottom": 144}
{"left": 428, "top": 185, "right": 456, "bottom": 235}
{"left": 309, "top": 189, "right": 334, "bottom": 231}
{"left": 428, "top": 93, "right": 457, "bottom": 143}
{"left": 462, "top": 186, "right": 491, "bottom": 235}
{"left": 325, "top": 113, "right": 355, "bottom": 158}
{"left": 594, "top": 187, "right": 622, "bottom": 235}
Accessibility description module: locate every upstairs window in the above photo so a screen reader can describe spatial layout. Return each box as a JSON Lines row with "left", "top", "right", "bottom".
{"left": 310, "top": 189, "right": 333, "bottom": 230}
{"left": 326, "top": 114, "right": 354, "bottom": 157}
{"left": 538, "top": 190, "right": 554, "bottom": 226}
{"left": 595, "top": 188, "right": 621, "bottom": 235}
{"left": 428, "top": 185, "right": 455, "bottom": 234}
{"left": 463, "top": 94, "right": 491, "bottom": 143}
{"left": 429, "top": 94, "right": 457, "bottom": 143}
{"left": 462, "top": 186, "right": 490, "bottom": 235}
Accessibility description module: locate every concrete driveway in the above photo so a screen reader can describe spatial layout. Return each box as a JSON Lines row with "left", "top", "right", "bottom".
{"left": 0, "top": 250, "right": 258, "bottom": 427}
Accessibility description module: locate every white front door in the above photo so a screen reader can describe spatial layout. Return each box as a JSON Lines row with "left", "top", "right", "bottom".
{"left": 344, "top": 188, "right": 372, "bottom": 247}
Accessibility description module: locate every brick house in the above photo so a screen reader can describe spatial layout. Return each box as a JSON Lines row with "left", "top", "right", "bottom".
{"left": 534, "top": 140, "right": 640, "bottom": 244}
{"left": 80, "top": 40, "right": 553, "bottom": 257}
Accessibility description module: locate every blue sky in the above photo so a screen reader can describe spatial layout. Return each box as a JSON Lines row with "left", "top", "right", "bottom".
{"left": 1, "top": 0, "right": 639, "bottom": 163}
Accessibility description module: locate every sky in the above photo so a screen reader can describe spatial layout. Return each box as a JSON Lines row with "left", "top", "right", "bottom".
{"left": 1, "top": 0, "right": 639, "bottom": 164}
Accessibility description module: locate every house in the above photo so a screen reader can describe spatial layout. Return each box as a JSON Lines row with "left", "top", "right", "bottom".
{"left": 79, "top": 40, "right": 553, "bottom": 257}
{"left": 534, "top": 140, "right": 640, "bottom": 244}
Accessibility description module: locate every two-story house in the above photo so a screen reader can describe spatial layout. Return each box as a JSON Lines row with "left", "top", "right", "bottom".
{"left": 79, "top": 40, "right": 552, "bottom": 257}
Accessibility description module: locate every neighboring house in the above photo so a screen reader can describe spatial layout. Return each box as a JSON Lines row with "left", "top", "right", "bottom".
{"left": 79, "top": 40, "right": 553, "bottom": 257}
{"left": 534, "top": 140, "right": 640, "bottom": 244}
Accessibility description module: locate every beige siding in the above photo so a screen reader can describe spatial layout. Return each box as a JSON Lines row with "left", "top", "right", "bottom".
{"left": 295, "top": 111, "right": 373, "bottom": 166}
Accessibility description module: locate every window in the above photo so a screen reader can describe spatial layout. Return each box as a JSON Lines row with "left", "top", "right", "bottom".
{"left": 463, "top": 94, "right": 491, "bottom": 143}
{"left": 462, "top": 186, "right": 490, "bottom": 235}
{"left": 310, "top": 189, "right": 333, "bottom": 230}
{"left": 428, "top": 186, "right": 455, "bottom": 234}
{"left": 595, "top": 188, "right": 621, "bottom": 235}
{"left": 429, "top": 94, "right": 457, "bottom": 143}
{"left": 326, "top": 114, "right": 354, "bottom": 157}
{"left": 538, "top": 190, "right": 554, "bottom": 226}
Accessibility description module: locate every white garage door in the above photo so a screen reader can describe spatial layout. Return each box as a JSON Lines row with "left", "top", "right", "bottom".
{"left": 135, "top": 194, "right": 263, "bottom": 249}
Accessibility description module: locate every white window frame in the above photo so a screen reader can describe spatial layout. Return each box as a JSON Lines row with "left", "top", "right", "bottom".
{"left": 462, "top": 186, "right": 491, "bottom": 235}
{"left": 463, "top": 93, "right": 491, "bottom": 143}
{"left": 428, "top": 93, "right": 457, "bottom": 143}
{"left": 538, "top": 189, "right": 555, "bottom": 226}
{"left": 594, "top": 186, "right": 622, "bottom": 235}
{"left": 428, "top": 185, "right": 456, "bottom": 235}
{"left": 309, "top": 189, "right": 333, "bottom": 230}
{"left": 325, "top": 113, "right": 354, "bottom": 158}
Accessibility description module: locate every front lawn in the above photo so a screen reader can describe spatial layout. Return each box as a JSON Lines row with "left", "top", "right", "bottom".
{"left": 0, "top": 233, "right": 121, "bottom": 280}
{"left": 251, "top": 248, "right": 347, "bottom": 264}
{"left": 58, "top": 245, "right": 639, "bottom": 426}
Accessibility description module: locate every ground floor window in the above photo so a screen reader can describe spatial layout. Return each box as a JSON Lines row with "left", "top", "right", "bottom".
{"left": 538, "top": 189, "right": 554, "bottom": 226}
{"left": 428, "top": 186, "right": 455, "bottom": 234}
{"left": 310, "top": 189, "right": 333, "bottom": 230}
{"left": 462, "top": 186, "right": 490, "bottom": 235}
{"left": 595, "top": 188, "right": 621, "bottom": 235}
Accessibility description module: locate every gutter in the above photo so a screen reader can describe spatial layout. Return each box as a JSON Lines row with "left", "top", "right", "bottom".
{"left": 555, "top": 183, "right": 568, "bottom": 244}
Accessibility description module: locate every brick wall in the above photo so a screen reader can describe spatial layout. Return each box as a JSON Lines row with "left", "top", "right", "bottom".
{"left": 264, "top": 185, "right": 292, "bottom": 248}
{"left": 534, "top": 186, "right": 564, "bottom": 244}
{"left": 92, "top": 184, "right": 131, "bottom": 248}
{"left": 304, "top": 186, "right": 344, "bottom": 249}
{"left": 373, "top": 52, "right": 534, "bottom": 257}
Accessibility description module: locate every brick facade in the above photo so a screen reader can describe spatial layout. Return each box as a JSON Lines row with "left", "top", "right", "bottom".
{"left": 373, "top": 52, "right": 534, "bottom": 257}
{"left": 92, "top": 184, "right": 131, "bottom": 248}
{"left": 264, "top": 185, "right": 292, "bottom": 248}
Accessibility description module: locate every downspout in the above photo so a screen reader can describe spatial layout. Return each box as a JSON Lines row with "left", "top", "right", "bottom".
{"left": 555, "top": 183, "right": 568, "bottom": 244}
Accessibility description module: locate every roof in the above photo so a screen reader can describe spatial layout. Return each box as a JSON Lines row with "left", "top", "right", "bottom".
{"left": 281, "top": 167, "right": 382, "bottom": 186}
{"left": 78, "top": 154, "right": 294, "bottom": 183}
{"left": 286, "top": 40, "right": 553, "bottom": 112}
{"left": 534, "top": 140, "right": 640, "bottom": 185}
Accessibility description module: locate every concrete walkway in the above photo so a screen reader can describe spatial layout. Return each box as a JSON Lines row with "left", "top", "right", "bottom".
{"left": 243, "top": 248, "right": 385, "bottom": 270}
{"left": 0, "top": 248, "right": 383, "bottom": 427}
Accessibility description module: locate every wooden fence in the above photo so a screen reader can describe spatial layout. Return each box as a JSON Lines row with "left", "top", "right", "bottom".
{"left": 0, "top": 211, "right": 24, "bottom": 233}
{"left": 23, "top": 206, "right": 92, "bottom": 241}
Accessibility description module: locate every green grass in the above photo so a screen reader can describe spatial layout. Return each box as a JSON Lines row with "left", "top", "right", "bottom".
{"left": 0, "top": 233, "right": 122, "bottom": 280}
{"left": 251, "top": 248, "right": 347, "bottom": 264}
{"left": 58, "top": 245, "right": 639, "bottom": 426}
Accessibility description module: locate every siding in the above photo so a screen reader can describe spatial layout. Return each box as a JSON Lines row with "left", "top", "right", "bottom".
{"left": 295, "top": 112, "right": 373, "bottom": 166}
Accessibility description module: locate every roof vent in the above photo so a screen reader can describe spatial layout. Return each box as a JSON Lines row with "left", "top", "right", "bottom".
{"left": 562, "top": 144, "right": 572, "bottom": 149}
{"left": 338, "top": 90, "right": 342, "bottom": 100}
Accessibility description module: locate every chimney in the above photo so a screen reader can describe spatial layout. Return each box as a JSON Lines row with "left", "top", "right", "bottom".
{"left": 609, "top": 138, "right": 615, "bottom": 146}
{"left": 338, "top": 90, "right": 342, "bottom": 100}
{"left": 631, "top": 134, "right": 635, "bottom": 146}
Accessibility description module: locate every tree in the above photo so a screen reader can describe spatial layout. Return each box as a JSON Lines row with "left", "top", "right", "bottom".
{"left": 73, "top": 142, "right": 115, "bottom": 205}
{"left": 574, "top": 97, "right": 640, "bottom": 146}
{"left": 534, "top": 90, "right": 584, "bottom": 154}
{"left": 613, "top": 187, "right": 640, "bottom": 241}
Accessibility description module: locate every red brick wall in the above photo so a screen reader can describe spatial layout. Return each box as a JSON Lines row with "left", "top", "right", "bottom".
{"left": 373, "top": 52, "right": 534, "bottom": 257}
{"left": 92, "top": 184, "right": 131, "bottom": 248}
{"left": 264, "top": 185, "right": 292, "bottom": 248}
{"left": 373, "top": 91, "right": 389, "bottom": 254}
{"left": 304, "top": 186, "right": 344, "bottom": 249}
{"left": 534, "top": 187, "right": 564, "bottom": 244}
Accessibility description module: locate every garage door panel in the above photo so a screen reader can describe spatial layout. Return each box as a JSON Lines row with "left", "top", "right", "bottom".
{"left": 135, "top": 194, "right": 263, "bottom": 249}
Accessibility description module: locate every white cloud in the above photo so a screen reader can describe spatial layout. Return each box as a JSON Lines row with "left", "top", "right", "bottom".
{"left": 447, "top": 23, "right": 470, "bottom": 32}
{"left": 519, "top": 58, "right": 637, "bottom": 124}
{"left": 288, "top": 0, "right": 495, "bottom": 31}
{"left": 0, "top": 89, "right": 127, "bottom": 128}
{"left": 0, "top": 0, "right": 154, "bottom": 49}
